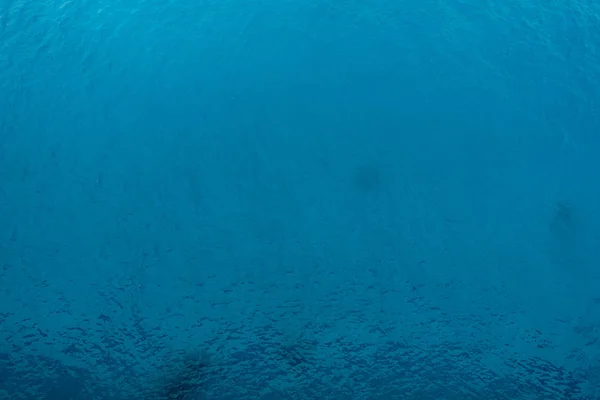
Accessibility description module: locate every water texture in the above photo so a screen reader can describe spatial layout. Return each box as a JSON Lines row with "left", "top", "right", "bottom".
{"left": 1, "top": 0, "right": 600, "bottom": 398}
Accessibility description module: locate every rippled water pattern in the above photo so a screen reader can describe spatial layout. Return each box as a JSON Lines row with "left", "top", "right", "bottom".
{"left": 1, "top": 0, "right": 600, "bottom": 398}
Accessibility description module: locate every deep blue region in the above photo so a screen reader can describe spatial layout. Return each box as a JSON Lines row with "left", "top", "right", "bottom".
{"left": 1, "top": 0, "right": 600, "bottom": 399}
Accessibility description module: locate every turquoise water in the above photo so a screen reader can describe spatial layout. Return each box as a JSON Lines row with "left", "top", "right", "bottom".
{"left": 1, "top": 0, "right": 600, "bottom": 398}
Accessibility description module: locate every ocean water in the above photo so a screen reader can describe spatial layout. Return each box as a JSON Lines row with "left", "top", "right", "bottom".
{"left": 1, "top": 0, "right": 600, "bottom": 398}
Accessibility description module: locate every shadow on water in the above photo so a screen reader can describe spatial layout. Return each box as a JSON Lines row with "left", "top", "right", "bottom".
{"left": 160, "top": 349, "right": 213, "bottom": 400}
{"left": 550, "top": 200, "right": 575, "bottom": 238}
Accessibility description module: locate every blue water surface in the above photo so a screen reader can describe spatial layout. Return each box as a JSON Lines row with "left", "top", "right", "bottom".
{"left": 1, "top": 0, "right": 600, "bottom": 398}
